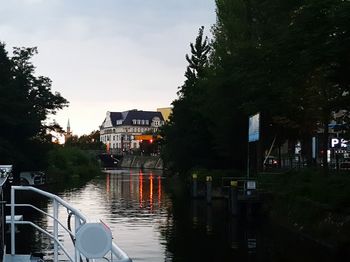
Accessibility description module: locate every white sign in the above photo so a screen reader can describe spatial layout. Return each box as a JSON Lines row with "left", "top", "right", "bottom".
{"left": 246, "top": 181, "right": 256, "bottom": 190}
{"left": 248, "top": 113, "right": 260, "bottom": 142}
{"left": 330, "top": 138, "right": 348, "bottom": 148}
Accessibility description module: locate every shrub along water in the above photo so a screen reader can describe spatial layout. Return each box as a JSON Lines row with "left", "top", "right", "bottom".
{"left": 47, "top": 147, "right": 101, "bottom": 182}
{"left": 258, "top": 169, "right": 350, "bottom": 252}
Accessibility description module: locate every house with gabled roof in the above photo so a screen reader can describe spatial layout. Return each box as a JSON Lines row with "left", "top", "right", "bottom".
{"left": 100, "top": 109, "right": 165, "bottom": 153}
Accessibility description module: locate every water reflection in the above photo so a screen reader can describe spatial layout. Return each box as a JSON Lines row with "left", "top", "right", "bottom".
{"left": 10, "top": 170, "right": 341, "bottom": 262}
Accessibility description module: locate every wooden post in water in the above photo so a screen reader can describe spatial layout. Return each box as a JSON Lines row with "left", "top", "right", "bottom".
{"left": 192, "top": 173, "right": 198, "bottom": 198}
{"left": 206, "top": 176, "right": 212, "bottom": 204}
{"left": 230, "top": 181, "right": 239, "bottom": 216}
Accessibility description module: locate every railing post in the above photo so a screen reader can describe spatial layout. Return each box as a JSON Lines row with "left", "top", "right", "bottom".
{"left": 206, "top": 176, "right": 212, "bottom": 204}
{"left": 11, "top": 187, "right": 15, "bottom": 255}
{"left": 53, "top": 199, "right": 59, "bottom": 261}
{"left": 229, "top": 181, "right": 239, "bottom": 216}
{"left": 192, "top": 173, "right": 197, "bottom": 198}
{"left": 75, "top": 214, "right": 82, "bottom": 262}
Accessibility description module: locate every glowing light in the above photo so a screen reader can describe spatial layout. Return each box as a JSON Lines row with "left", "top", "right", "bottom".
{"left": 150, "top": 174, "right": 153, "bottom": 211}
{"left": 139, "top": 170, "right": 143, "bottom": 208}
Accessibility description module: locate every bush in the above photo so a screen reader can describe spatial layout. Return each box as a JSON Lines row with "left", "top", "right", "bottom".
{"left": 47, "top": 147, "right": 101, "bottom": 182}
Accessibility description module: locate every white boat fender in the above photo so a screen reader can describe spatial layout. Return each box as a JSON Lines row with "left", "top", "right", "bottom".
{"left": 75, "top": 222, "right": 113, "bottom": 259}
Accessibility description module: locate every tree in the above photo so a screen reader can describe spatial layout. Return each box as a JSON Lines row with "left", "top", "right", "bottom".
{"left": 162, "top": 27, "right": 215, "bottom": 173}
{"left": 0, "top": 42, "right": 68, "bottom": 171}
{"left": 65, "top": 131, "right": 105, "bottom": 150}
{"left": 276, "top": 0, "right": 350, "bottom": 172}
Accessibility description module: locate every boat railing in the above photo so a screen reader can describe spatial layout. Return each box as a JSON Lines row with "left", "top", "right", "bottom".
{"left": 7, "top": 186, "right": 132, "bottom": 262}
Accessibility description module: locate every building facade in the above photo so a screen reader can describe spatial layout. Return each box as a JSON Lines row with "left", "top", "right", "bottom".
{"left": 157, "top": 107, "right": 172, "bottom": 122}
{"left": 100, "top": 109, "right": 165, "bottom": 153}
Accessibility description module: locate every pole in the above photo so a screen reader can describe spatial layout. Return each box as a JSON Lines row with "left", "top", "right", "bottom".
{"left": 230, "top": 181, "right": 239, "bottom": 216}
{"left": 10, "top": 187, "right": 15, "bottom": 255}
{"left": 53, "top": 199, "right": 58, "bottom": 261}
{"left": 206, "top": 176, "right": 212, "bottom": 204}
{"left": 192, "top": 174, "right": 197, "bottom": 198}
{"left": 75, "top": 214, "right": 82, "bottom": 262}
{"left": 247, "top": 142, "right": 250, "bottom": 179}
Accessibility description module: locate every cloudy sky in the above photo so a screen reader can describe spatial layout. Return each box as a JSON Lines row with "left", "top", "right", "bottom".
{"left": 0, "top": 0, "right": 216, "bottom": 135}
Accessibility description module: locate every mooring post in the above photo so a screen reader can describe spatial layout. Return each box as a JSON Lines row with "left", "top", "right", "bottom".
{"left": 206, "top": 176, "right": 212, "bottom": 204}
{"left": 230, "top": 180, "right": 239, "bottom": 216}
{"left": 192, "top": 173, "right": 197, "bottom": 198}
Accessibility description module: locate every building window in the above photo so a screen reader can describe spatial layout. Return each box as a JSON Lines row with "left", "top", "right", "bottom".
{"left": 137, "top": 119, "right": 141, "bottom": 125}
{"left": 132, "top": 119, "right": 136, "bottom": 125}
{"left": 141, "top": 120, "right": 145, "bottom": 125}
{"left": 146, "top": 120, "right": 149, "bottom": 125}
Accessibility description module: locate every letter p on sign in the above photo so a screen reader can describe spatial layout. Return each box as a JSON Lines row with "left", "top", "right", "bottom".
{"left": 331, "top": 138, "right": 339, "bottom": 148}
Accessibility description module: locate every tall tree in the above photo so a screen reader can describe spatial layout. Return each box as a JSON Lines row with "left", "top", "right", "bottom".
{"left": 0, "top": 42, "right": 68, "bottom": 170}
{"left": 162, "top": 27, "right": 214, "bottom": 173}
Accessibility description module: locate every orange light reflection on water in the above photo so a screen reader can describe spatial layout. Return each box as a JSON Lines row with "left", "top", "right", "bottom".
{"left": 139, "top": 170, "right": 143, "bottom": 208}
{"left": 150, "top": 173, "right": 153, "bottom": 211}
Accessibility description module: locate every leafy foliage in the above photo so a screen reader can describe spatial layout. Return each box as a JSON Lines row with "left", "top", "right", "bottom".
{"left": 161, "top": 27, "right": 215, "bottom": 173}
{"left": 162, "top": 0, "right": 350, "bottom": 174}
{"left": 65, "top": 130, "right": 105, "bottom": 150}
{"left": 47, "top": 147, "right": 101, "bottom": 181}
{"left": 0, "top": 42, "right": 68, "bottom": 171}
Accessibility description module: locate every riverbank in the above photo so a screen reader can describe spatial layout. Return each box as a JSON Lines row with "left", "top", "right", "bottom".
{"left": 185, "top": 168, "right": 350, "bottom": 256}
{"left": 120, "top": 155, "right": 163, "bottom": 169}
{"left": 257, "top": 169, "right": 350, "bottom": 255}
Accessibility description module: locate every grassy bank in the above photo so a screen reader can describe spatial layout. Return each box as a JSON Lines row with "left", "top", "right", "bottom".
{"left": 47, "top": 147, "right": 102, "bottom": 182}
{"left": 258, "top": 169, "right": 350, "bottom": 251}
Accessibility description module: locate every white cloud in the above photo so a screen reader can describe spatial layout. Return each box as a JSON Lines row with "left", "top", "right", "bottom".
{"left": 0, "top": 0, "right": 216, "bottom": 135}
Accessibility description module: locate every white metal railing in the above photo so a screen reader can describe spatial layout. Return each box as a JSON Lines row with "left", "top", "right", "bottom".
{"left": 8, "top": 186, "right": 132, "bottom": 262}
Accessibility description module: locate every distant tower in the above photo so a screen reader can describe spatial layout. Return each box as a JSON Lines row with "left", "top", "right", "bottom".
{"left": 65, "top": 119, "right": 72, "bottom": 143}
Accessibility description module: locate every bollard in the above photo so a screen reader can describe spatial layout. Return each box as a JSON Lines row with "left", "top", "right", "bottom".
{"left": 192, "top": 173, "right": 198, "bottom": 198}
{"left": 230, "top": 180, "right": 239, "bottom": 216}
{"left": 206, "top": 205, "right": 213, "bottom": 234}
{"left": 206, "top": 176, "right": 212, "bottom": 204}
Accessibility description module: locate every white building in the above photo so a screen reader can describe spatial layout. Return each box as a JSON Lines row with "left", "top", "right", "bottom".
{"left": 100, "top": 109, "right": 165, "bottom": 152}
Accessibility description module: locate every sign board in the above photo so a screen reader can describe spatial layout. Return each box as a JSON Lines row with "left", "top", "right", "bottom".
{"left": 330, "top": 138, "right": 348, "bottom": 149}
{"left": 246, "top": 181, "right": 256, "bottom": 190}
{"left": 248, "top": 113, "right": 260, "bottom": 142}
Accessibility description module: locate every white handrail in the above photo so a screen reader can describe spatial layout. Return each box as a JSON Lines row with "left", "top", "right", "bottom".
{"left": 8, "top": 186, "right": 132, "bottom": 262}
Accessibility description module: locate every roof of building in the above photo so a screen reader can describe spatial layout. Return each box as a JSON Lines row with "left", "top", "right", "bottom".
{"left": 102, "top": 110, "right": 164, "bottom": 128}
{"left": 109, "top": 112, "right": 123, "bottom": 124}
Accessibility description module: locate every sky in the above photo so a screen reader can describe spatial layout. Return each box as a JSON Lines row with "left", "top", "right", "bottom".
{"left": 0, "top": 0, "right": 217, "bottom": 136}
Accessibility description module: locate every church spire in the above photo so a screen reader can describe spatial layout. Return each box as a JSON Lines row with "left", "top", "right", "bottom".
{"left": 67, "top": 119, "right": 71, "bottom": 133}
{"left": 64, "top": 119, "right": 72, "bottom": 144}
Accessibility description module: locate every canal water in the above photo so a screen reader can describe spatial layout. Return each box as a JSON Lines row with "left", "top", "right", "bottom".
{"left": 9, "top": 169, "right": 340, "bottom": 261}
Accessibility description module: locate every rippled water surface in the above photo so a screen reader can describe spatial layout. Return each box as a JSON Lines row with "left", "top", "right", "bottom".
{"left": 9, "top": 169, "right": 341, "bottom": 262}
